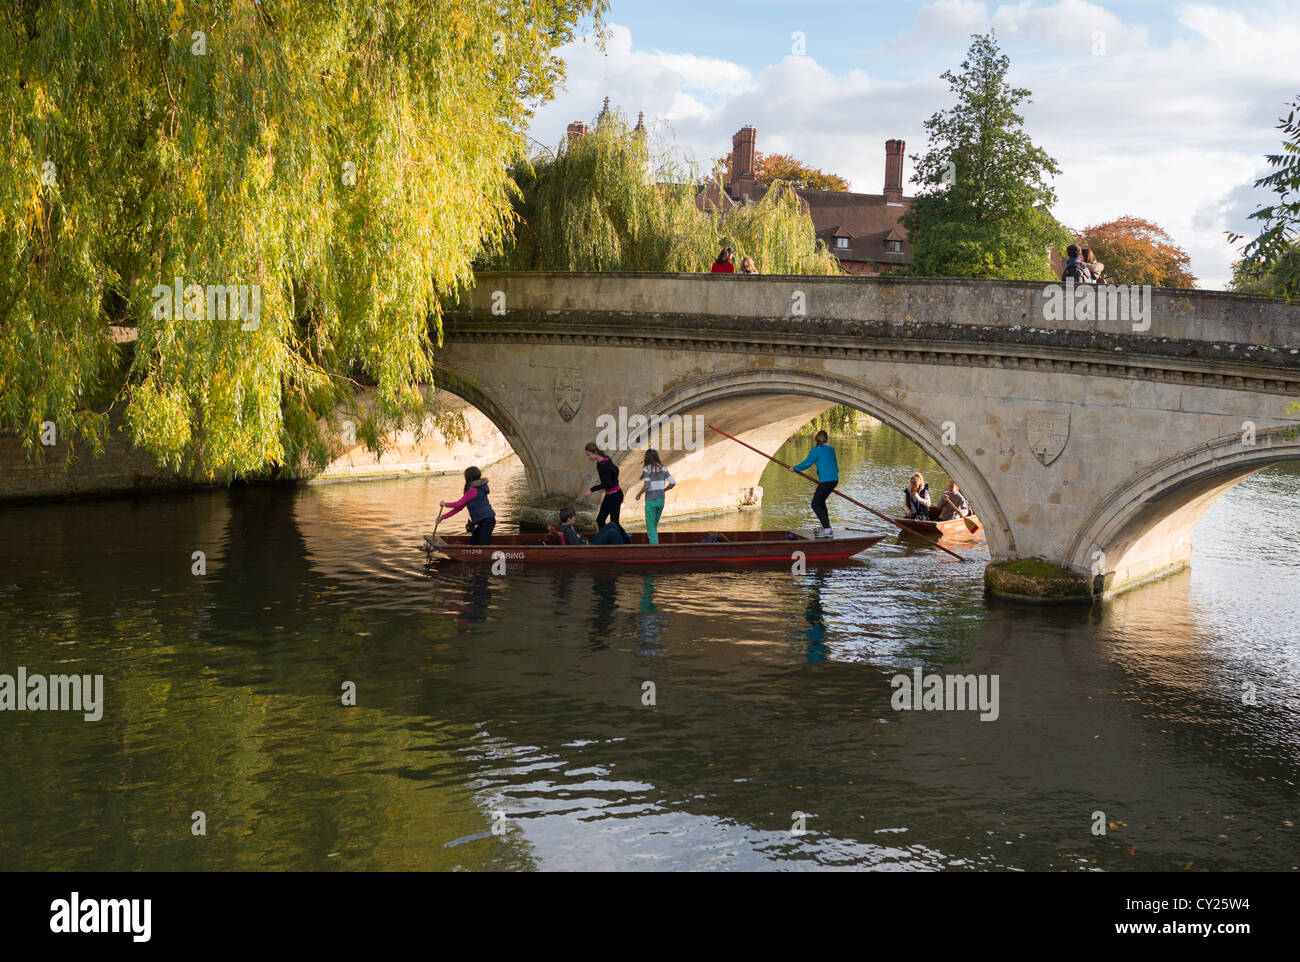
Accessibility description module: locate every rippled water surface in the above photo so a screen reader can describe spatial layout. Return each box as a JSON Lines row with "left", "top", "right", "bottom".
{"left": 1, "top": 426, "right": 1297, "bottom": 871}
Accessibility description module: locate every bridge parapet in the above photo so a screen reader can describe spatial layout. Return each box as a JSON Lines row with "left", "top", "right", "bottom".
{"left": 449, "top": 272, "right": 1300, "bottom": 375}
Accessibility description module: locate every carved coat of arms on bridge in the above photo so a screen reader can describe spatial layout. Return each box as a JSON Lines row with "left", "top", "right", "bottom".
{"left": 1026, "top": 411, "right": 1070, "bottom": 466}
{"left": 555, "top": 370, "right": 584, "bottom": 422}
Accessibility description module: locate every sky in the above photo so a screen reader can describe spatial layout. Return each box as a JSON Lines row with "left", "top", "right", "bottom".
{"left": 525, "top": 0, "right": 1300, "bottom": 289}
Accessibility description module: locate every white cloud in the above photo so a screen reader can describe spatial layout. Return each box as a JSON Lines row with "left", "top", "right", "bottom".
{"left": 891, "top": 0, "right": 1147, "bottom": 55}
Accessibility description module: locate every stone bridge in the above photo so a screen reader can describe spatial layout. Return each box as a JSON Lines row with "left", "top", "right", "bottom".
{"left": 435, "top": 272, "right": 1300, "bottom": 598}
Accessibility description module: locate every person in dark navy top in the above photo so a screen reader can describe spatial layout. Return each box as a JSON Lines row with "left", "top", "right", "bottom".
{"left": 584, "top": 442, "right": 623, "bottom": 528}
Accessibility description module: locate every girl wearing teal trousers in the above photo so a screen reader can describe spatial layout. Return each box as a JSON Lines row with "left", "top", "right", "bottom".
{"left": 634, "top": 449, "right": 675, "bottom": 545}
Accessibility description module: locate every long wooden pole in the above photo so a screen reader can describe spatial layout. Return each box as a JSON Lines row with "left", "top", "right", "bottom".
{"left": 706, "top": 424, "right": 968, "bottom": 563}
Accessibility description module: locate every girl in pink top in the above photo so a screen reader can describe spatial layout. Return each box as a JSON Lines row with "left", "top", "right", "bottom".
{"left": 439, "top": 466, "right": 496, "bottom": 545}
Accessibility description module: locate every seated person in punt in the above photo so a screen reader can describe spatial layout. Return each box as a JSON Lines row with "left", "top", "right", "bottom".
{"left": 938, "top": 479, "right": 971, "bottom": 520}
{"left": 904, "top": 472, "right": 932, "bottom": 520}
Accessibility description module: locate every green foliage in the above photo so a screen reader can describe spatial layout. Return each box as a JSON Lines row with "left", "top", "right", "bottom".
{"left": 1230, "top": 244, "right": 1300, "bottom": 297}
{"left": 1228, "top": 98, "right": 1300, "bottom": 299}
{"left": 0, "top": 0, "right": 605, "bottom": 478}
{"left": 797, "top": 405, "right": 876, "bottom": 434}
{"left": 902, "top": 32, "right": 1069, "bottom": 281}
{"left": 486, "top": 115, "right": 842, "bottom": 275}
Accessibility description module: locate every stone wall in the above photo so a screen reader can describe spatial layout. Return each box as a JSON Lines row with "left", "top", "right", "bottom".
{"left": 0, "top": 420, "right": 206, "bottom": 504}
{"left": 0, "top": 393, "right": 514, "bottom": 504}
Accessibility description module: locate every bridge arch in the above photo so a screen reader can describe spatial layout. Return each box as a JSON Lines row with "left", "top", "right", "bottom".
{"left": 1066, "top": 428, "right": 1300, "bottom": 594}
{"left": 628, "top": 367, "right": 1016, "bottom": 556}
{"left": 431, "top": 368, "right": 547, "bottom": 497}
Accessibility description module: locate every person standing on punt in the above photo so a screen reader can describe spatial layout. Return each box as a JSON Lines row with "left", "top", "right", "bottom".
{"left": 792, "top": 430, "right": 839, "bottom": 538}
{"left": 439, "top": 466, "right": 496, "bottom": 545}
{"left": 585, "top": 442, "right": 623, "bottom": 528}
{"left": 633, "top": 448, "right": 676, "bottom": 545}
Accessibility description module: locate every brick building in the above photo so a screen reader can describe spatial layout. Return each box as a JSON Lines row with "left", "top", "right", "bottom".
{"left": 697, "top": 125, "right": 914, "bottom": 275}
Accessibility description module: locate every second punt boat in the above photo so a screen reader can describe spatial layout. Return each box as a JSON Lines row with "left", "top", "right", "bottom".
{"left": 892, "top": 505, "right": 983, "bottom": 538}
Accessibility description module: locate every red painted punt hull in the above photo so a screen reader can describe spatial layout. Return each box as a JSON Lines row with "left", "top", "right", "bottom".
{"left": 423, "top": 530, "right": 885, "bottom": 566}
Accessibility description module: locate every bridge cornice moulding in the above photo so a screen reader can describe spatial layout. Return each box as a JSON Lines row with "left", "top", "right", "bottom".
{"left": 440, "top": 321, "right": 1300, "bottom": 397}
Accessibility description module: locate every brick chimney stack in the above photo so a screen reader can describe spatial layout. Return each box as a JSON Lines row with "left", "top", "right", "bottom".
{"left": 729, "top": 125, "right": 757, "bottom": 199}
{"left": 884, "top": 139, "right": 905, "bottom": 205}
{"left": 567, "top": 121, "right": 590, "bottom": 141}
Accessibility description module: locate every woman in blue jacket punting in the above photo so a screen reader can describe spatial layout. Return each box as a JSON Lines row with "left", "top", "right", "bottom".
{"left": 792, "top": 430, "right": 839, "bottom": 538}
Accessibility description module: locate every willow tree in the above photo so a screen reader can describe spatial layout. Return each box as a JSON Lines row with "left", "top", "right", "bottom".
{"left": 719, "top": 182, "right": 842, "bottom": 275}
{"left": 487, "top": 114, "right": 841, "bottom": 275}
{"left": 1, "top": 0, "right": 605, "bottom": 477}
{"left": 491, "top": 112, "right": 693, "bottom": 271}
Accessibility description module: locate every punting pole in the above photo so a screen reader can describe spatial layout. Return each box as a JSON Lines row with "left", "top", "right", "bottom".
{"left": 706, "top": 424, "right": 968, "bottom": 563}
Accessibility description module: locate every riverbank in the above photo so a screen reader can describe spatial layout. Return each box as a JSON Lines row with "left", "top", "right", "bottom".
{"left": 0, "top": 394, "right": 513, "bottom": 506}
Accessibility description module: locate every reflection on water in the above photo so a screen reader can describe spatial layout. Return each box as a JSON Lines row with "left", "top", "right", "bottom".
{"left": 0, "top": 424, "right": 1297, "bottom": 871}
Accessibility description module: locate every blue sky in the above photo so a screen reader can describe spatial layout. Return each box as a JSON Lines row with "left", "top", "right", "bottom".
{"left": 527, "top": 0, "right": 1300, "bottom": 287}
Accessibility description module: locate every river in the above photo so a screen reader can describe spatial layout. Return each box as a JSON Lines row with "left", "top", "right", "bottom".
{"left": 0, "top": 423, "right": 1296, "bottom": 871}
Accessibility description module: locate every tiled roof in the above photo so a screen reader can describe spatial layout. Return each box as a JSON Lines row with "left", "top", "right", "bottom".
{"left": 693, "top": 180, "right": 915, "bottom": 268}
{"left": 792, "top": 187, "right": 913, "bottom": 265}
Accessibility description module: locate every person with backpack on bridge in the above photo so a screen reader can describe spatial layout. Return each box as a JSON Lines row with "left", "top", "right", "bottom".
{"left": 1062, "top": 244, "right": 1094, "bottom": 284}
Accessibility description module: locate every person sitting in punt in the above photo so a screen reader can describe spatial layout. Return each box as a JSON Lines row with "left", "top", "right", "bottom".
{"left": 905, "top": 472, "right": 932, "bottom": 520}
{"left": 937, "top": 479, "right": 971, "bottom": 520}
{"left": 590, "top": 522, "right": 631, "bottom": 545}
{"left": 553, "top": 506, "right": 588, "bottom": 545}
{"left": 439, "top": 466, "right": 496, "bottom": 544}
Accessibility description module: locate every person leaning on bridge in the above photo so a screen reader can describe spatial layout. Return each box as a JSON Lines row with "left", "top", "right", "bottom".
{"left": 739, "top": 256, "right": 757, "bottom": 274}
{"left": 1061, "top": 244, "right": 1093, "bottom": 283}
{"left": 1081, "top": 246, "right": 1105, "bottom": 283}
{"left": 710, "top": 246, "right": 736, "bottom": 273}
{"left": 938, "top": 479, "right": 971, "bottom": 521}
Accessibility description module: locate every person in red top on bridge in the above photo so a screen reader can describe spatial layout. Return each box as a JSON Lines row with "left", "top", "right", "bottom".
{"left": 710, "top": 246, "right": 735, "bottom": 273}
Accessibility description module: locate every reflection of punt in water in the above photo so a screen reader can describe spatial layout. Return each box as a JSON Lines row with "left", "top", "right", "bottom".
{"left": 423, "top": 530, "right": 886, "bottom": 566}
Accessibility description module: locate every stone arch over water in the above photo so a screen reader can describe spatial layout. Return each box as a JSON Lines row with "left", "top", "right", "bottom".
{"left": 627, "top": 367, "right": 1016, "bottom": 557}
{"left": 1066, "top": 428, "right": 1300, "bottom": 594}
{"left": 430, "top": 368, "right": 546, "bottom": 496}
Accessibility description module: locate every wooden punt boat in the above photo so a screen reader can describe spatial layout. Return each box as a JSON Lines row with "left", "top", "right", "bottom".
{"left": 893, "top": 505, "right": 983, "bottom": 539}
{"left": 424, "top": 530, "right": 886, "bottom": 566}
